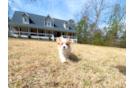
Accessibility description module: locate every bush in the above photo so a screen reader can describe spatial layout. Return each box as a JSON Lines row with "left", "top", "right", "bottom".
{"left": 38, "top": 38, "right": 41, "bottom": 40}
{"left": 17, "top": 35, "right": 21, "bottom": 38}
{"left": 28, "top": 35, "right": 31, "bottom": 39}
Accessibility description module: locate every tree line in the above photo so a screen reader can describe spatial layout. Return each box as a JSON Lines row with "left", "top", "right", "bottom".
{"left": 69, "top": 0, "right": 126, "bottom": 48}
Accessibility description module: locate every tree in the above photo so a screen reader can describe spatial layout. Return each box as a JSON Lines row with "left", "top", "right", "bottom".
{"left": 76, "top": 20, "right": 88, "bottom": 44}
{"left": 104, "top": 4, "right": 125, "bottom": 47}
{"left": 69, "top": 19, "right": 74, "bottom": 24}
{"left": 119, "top": 29, "right": 126, "bottom": 48}
{"left": 69, "top": 19, "right": 78, "bottom": 32}
{"left": 86, "top": 0, "right": 113, "bottom": 30}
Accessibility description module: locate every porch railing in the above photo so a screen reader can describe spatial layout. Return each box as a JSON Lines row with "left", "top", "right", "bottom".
{"left": 11, "top": 31, "right": 53, "bottom": 37}
{"left": 62, "top": 35, "right": 77, "bottom": 39}
{"left": 9, "top": 30, "right": 77, "bottom": 43}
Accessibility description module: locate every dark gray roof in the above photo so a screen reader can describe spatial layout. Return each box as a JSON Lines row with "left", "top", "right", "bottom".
{"left": 8, "top": 11, "right": 78, "bottom": 33}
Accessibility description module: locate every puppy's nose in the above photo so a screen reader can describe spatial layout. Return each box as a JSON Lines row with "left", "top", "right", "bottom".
{"left": 63, "top": 46, "right": 65, "bottom": 49}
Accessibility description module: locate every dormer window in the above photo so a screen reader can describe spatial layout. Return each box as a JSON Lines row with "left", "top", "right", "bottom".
{"left": 47, "top": 21, "right": 51, "bottom": 27}
{"left": 24, "top": 17, "right": 27, "bottom": 21}
{"left": 64, "top": 21, "right": 69, "bottom": 29}
{"left": 66, "top": 24, "right": 69, "bottom": 28}
{"left": 44, "top": 15, "right": 54, "bottom": 27}
{"left": 22, "top": 13, "right": 29, "bottom": 24}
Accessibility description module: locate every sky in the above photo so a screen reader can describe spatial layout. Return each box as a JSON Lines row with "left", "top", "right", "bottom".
{"left": 8, "top": 0, "right": 126, "bottom": 26}
{"left": 8, "top": 0, "right": 87, "bottom": 20}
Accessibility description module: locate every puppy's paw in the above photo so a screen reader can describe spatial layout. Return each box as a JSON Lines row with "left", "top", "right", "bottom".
{"left": 61, "top": 60, "right": 67, "bottom": 63}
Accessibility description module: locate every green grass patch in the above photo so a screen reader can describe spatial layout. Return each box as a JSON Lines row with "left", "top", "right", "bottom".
{"left": 83, "top": 64, "right": 87, "bottom": 67}
{"left": 83, "top": 79, "right": 92, "bottom": 86}
{"left": 16, "top": 67, "right": 22, "bottom": 72}
{"left": 31, "top": 75, "right": 35, "bottom": 78}
{"left": 16, "top": 82, "right": 19, "bottom": 86}
{"left": 43, "top": 83, "right": 47, "bottom": 86}
{"left": 16, "top": 45, "right": 20, "bottom": 47}
{"left": 78, "top": 53, "right": 81, "bottom": 56}
{"left": 29, "top": 82, "right": 33, "bottom": 85}
{"left": 9, "top": 54, "right": 13, "bottom": 58}
{"left": 22, "top": 78, "right": 26, "bottom": 82}
{"left": 106, "top": 81, "right": 109, "bottom": 84}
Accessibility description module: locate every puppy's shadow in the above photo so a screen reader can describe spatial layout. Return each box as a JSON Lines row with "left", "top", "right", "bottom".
{"left": 111, "top": 65, "right": 126, "bottom": 76}
{"left": 69, "top": 53, "right": 82, "bottom": 62}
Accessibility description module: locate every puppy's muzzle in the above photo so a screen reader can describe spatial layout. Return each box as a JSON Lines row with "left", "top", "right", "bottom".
{"left": 63, "top": 46, "right": 65, "bottom": 49}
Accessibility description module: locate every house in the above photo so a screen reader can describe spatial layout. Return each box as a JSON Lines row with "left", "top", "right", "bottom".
{"left": 8, "top": 11, "right": 78, "bottom": 43}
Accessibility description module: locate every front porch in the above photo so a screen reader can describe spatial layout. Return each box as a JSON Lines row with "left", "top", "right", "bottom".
{"left": 8, "top": 26, "right": 77, "bottom": 43}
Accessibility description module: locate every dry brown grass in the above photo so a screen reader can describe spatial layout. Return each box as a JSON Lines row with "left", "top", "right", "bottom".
{"left": 8, "top": 38, "right": 126, "bottom": 88}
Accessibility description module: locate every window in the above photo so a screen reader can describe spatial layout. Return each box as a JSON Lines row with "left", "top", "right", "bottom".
{"left": 24, "top": 17, "right": 27, "bottom": 21}
{"left": 47, "top": 21, "right": 51, "bottom": 27}
{"left": 66, "top": 24, "right": 68, "bottom": 28}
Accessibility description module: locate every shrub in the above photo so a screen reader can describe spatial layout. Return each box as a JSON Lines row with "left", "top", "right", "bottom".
{"left": 28, "top": 35, "right": 31, "bottom": 39}
{"left": 38, "top": 38, "right": 41, "bottom": 40}
{"left": 17, "top": 35, "right": 21, "bottom": 38}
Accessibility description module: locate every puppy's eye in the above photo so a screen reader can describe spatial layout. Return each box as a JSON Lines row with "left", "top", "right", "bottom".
{"left": 61, "top": 43, "right": 63, "bottom": 45}
{"left": 66, "top": 43, "right": 68, "bottom": 45}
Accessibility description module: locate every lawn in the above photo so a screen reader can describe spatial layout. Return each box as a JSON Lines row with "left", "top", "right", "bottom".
{"left": 8, "top": 38, "right": 126, "bottom": 88}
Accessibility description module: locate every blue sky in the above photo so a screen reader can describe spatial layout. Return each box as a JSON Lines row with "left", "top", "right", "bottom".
{"left": 8, "top": 0, "right": 126, "bottom": 26}
{"left": 8, "top": 0, "right": 87, "bottom": 20}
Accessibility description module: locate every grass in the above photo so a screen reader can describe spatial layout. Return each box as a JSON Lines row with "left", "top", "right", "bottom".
{"left": 8, "top": 38, "right": 126, "bottom": 88}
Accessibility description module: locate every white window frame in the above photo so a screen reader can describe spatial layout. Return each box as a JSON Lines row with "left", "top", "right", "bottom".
{"left": 23, "top": 17, "right": 27, "bottom": 22}
{"left": 47, "top": 21, "right": 51, "bottom": 27}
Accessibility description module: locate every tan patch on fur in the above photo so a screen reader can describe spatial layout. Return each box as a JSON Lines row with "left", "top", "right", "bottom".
{"left": 67, "top": 36, "right": 71, "bottom": 48}
{"left": 56, "top": 37, "right": 61, "bottom": 45}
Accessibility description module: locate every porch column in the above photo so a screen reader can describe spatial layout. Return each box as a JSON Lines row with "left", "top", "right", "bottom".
{"left": 52, "top": 30, "right": 54, "bottom": 41}
{"left": 28, "top": 28, "right": 29, "bottom": 35}
{"left": 37, "top": 29, "right": 38, "bottom": 36}
{"left": 45, "top": 30, "right": 46, "bottom": 36}
{"left": 71, "top": 33, "right": 73, "bottom": 39}
{"left": 67, "top": 32, "right": 68, "bottom": 38}
{"left": 10, "top": 26, "right": 12, "bottom": 30}
{"left": 18, "top": 27, "right": 20, "bottom": 35}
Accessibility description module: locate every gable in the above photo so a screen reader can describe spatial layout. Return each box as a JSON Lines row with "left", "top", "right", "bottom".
{"left": 22, "top": 14, "right": 28, "bottom": 18}
{"left": 44, "top": 15, "right": 54, "bottom": 22}
{"left": 64, "top": 21, "right": 69, "bottom": 24}
{"left": 22, "top": 13, "right": 29, "bottom": 17}
{"left": 44, "top": 17, "right": 53, "bottom": 23}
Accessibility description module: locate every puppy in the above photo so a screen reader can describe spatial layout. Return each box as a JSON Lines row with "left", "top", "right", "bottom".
{"left": 56, "top": 36, "right": 71, "bottom": 63}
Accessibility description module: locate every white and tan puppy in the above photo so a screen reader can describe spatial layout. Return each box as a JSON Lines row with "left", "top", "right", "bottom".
{"left": 56, "top": 36, "right": 71, "bottom": 63}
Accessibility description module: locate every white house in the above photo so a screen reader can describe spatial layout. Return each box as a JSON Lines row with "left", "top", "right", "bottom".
{"left": 8, "top": 11, "right": 78, "bottom": 43}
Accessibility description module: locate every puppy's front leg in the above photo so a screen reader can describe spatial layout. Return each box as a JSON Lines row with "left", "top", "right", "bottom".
{"left": 60, "top": 54, "right": 67, "bottom": 63}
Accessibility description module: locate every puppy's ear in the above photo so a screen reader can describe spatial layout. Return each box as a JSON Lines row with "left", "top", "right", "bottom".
{"left": 67, "top": 36, "right": 71, "bottom": 44}
{"left": 68, "top": 36, "right": 70, "bottom": 41}
{"left": 56, "top": 37, "right": 61, "bottom": 45}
